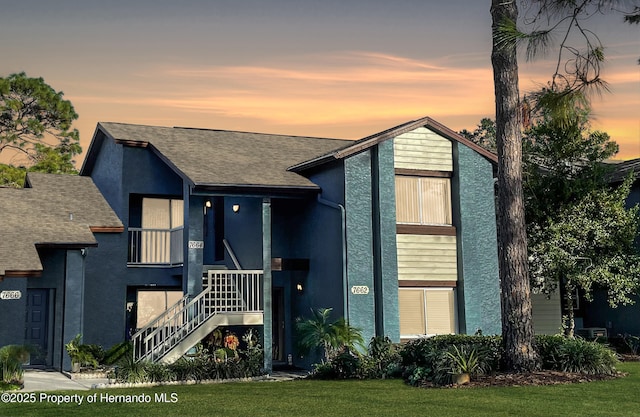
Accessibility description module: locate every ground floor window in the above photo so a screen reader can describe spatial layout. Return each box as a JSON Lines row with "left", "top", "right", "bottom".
{"left": 398, "top": 287, "right": 456, "bottom": 339}
{"left": 136, "top": 290, "right": 183, "bottom": 328}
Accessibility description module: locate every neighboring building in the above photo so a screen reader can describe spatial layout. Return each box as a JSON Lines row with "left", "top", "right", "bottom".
{"left": 579, "top": 158, "right": 640, "bottom": 337}
{"left": 0, "top": 173, "right": 123, "bottom": 370}
{"left": 0, "top": 116, "right": 502, "bottom": 371}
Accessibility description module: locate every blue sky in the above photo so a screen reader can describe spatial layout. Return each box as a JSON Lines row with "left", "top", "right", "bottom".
{"left": 1, "top": 0, "right": 638, "bottom": 160}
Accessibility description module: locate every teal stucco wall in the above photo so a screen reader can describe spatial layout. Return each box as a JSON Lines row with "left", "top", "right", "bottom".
{"left": 452, "top": 143, "right": 501, "bottom": 335}
{"left": 344, "top": 144, "right": 400, "bottom": 345}
{"left": 345, "top": 151, "right": 376, "bottom": 345}
{"left": 373, "top": 140, "right": 400, "bottom": 341}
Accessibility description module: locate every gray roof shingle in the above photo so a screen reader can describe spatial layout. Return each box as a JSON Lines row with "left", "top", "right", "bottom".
{"left": 605, "top": 158, "right": 640, "bottom": 183}
{"left": 0, "top": 173, "right": 123, "bottom": 278}
{"left": 96, "top": 122, "right": 350, "bottom": 190}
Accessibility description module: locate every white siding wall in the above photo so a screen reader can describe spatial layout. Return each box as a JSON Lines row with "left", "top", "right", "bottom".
{"left": 394, "top": 127, "right": 453, "bottom": 171}
{"left": 531, "top": 290, "right": 562, "bottom": 335}
{"left": 396, "top": 234, "right": 457, "bottom": 281}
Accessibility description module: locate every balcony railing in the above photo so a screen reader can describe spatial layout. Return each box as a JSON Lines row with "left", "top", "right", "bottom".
{"left": 128, "top": 227, "right": 184, "bottom": 266}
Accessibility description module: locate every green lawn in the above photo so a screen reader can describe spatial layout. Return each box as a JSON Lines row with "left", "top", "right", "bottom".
{"left": 4, "top": 363, "right": 640, "bottom": 417}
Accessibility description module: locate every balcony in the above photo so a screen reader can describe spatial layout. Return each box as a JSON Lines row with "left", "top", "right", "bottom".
{"left": 128, "top": 227, "right": 184, "bottom": 266}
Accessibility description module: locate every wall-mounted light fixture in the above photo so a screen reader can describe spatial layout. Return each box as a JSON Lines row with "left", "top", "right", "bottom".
{"left": 296, "top": 283, "right": 303, "bottom": 293}
{"left": 232, "top": 204, "right": 240, "bottom": 213}
{"left": 204, "top": 200, "right": 212, "bottom": 215}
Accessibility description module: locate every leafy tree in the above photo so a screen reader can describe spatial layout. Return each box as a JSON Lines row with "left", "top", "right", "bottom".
{"left": 529, "top": 178, "right": 640, "bottom": 336}
{"left": 459, "top": 118, "right": 497, "bottom": 153}
{"left": 523, "top": 112, "right": 619, "bottom": 223}
{"left": 0, "top": 72, "right": 81, "bottom": 186}
{"left": 295, "top": 308, "right": 364, "bottom": 362}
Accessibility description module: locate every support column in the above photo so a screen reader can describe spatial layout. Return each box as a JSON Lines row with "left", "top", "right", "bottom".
{"left": 62, "top": 249, "right": 86, "bottom": 371}
{"left": 186, "top": 195, "right": 204, "bottom": 296}
{"left": 262, "top": 198, "right": 273, "bottom": 373}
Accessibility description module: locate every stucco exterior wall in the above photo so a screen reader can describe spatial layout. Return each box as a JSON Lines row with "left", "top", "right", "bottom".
{"left": 374, "top": 140, "right": 400, "bottom": 341}
{"left": 452, "top": 142, "right": 501, "bottom": 335}
{"left": 345, "top": 151, "right": 377, "bottom": 344}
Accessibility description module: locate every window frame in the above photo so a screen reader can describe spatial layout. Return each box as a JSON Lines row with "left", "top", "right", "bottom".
{"left": 395, "top": 175, "right": 452, "bottom": 227}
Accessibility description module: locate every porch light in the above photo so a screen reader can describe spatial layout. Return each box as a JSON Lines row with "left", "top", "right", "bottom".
{"left": 205, "top": 200, "right": 212, "bottom": 208}
{"left": 296, "top": 283, "right": 303, "bottom": 293}
{"left": 232, "top": 204, "right": 240, "bottom": 213}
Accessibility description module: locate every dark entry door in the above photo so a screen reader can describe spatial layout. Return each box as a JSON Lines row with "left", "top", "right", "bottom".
{"left": 25, "top": 289, "right": 49, "bottom": 366}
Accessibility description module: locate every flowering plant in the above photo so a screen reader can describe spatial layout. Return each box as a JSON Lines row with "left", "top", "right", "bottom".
{"left": 224, "top": 334, "right": 239, "bottom": 350}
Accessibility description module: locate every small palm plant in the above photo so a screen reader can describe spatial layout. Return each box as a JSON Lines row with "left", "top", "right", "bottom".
{"left": 445, "top": 345, "right": 486, "bottom": 384}
{"left": 295, "top": 308, "right": 364, "bottom": 362}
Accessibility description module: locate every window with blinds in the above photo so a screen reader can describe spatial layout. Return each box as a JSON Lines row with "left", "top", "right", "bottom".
{"left": 395, "top": 176, "right": 452, "bottom": 225}
{"left": 140, "top": 198, "right": 184, "bottom": 264}
{"left": 398, "top": 288, "right": 456, "bottom": 338}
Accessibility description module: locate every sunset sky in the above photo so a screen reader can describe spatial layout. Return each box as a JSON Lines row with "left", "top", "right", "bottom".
{"left": 1, "top": 0, "right": 638, "bottom": 164}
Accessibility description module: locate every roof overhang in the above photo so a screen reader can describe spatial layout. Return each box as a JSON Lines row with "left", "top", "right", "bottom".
{"left": 289, "top": 116, "right": 498, "bottom": 172}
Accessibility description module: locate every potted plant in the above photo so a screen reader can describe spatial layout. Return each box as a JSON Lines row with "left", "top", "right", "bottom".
{"left": 65, "top": 334, "right": 98, "bottom": 372}
{"left": 445, "top": 345, "right": 485, "bottom": 385}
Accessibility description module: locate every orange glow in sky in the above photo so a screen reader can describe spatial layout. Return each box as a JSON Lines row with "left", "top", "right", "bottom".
{"left": 1, "top": 1, "right": 638, "bottom": 163}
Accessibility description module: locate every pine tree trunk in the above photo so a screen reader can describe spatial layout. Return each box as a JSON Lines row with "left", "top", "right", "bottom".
{"left": 491, "top": 0, "right": 538, "bottom": 372}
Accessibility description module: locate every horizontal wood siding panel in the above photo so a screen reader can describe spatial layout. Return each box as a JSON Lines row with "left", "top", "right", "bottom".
{"left": 394, "top": 127, "right": 453, "bottom": 171}
{"left": 531, "top": 291, "right": 562, "bottom": 335}
{"left": 396, "top": 234, "right": 457, "bottom": 281}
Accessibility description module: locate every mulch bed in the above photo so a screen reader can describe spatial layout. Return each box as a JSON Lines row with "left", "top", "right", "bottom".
{"left": 456, "top": 370, "right": 625, "bottom": 388}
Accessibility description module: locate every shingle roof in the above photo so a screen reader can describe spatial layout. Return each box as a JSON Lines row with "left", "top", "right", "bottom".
{"left": 605, "top": 158, "right": 640, "bottom": 183}
{"left": 91, "top": 122, "right": 349, "bottom": 191}
{"left": 0, "top": 173, "right": 123, "bottom": 279}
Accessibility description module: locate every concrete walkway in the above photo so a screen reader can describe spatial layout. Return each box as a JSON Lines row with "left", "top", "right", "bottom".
{"left": 22, "top": 369, "right": 110, "bottom": 392}
{"left": 21, "top": 369, "right": 308, "bottom": 392}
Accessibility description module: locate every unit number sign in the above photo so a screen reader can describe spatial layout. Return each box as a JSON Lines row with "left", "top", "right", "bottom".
{"left": 351, "top": 286, "right": 370, "bottom": 295}
{"left": 0, "top": 290, "right": 22, "bottom": 300}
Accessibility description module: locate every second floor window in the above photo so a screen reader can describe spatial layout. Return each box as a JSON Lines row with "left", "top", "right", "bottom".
{"left": 395, "top": 176, "right": 452, "bottom": 225}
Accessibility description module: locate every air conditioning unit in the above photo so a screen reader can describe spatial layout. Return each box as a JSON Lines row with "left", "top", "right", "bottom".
{"left": 576, "top": 327, "right": 608, "bottom": 339}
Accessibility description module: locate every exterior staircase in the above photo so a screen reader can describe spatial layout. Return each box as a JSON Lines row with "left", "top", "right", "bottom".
{"left": 132, "top": 270, "right": 263, "bottom": 363}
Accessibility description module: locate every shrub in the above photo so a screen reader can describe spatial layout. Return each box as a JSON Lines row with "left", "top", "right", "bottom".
{"left": 103, "top": 342, "right": 131, "bottom": 365}
{"left": 400, "top": 335, "right": 501, "bottom": 374}
{"left": 535, "top": 335, "right": 618, "bottom": 375}
{"left": 365, "top": 336, "right": 402, "bottom": 379}
{"left": 0, "top": 345, "right": 30, "bottom": 385}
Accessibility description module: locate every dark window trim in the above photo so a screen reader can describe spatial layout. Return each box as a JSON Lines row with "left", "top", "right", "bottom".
{"left": 399, "top": 280, "right": 457, "bottom": 288}
{"left": 396, "top": 224, "right": 456, "bottom": 236}
{"left": 395, "top": 168, "right": 452, "bottom": 178}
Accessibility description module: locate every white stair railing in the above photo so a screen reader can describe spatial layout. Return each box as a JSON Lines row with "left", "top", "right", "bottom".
{"left": 132, "top": 270, "right": 263, "bottom": 363}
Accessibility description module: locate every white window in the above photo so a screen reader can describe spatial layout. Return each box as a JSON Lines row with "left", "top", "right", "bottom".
{"left": 136, "top": 290, "right": 183, "bottom": 328}
{"left": 398, "top": 288, "right": 456, "bottom": 339}
{"left": 141, "top": 198, "right": 183, "bottom": 264}
{"left": 395, "top": 176, "right": 452, "bottom": 225}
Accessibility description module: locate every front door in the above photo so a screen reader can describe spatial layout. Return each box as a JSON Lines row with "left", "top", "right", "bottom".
{"left": 25, "top": 289, "right": 50, "bottom": 366}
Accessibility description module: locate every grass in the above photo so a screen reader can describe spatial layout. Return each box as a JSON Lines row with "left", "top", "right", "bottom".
{"left": 3, "top": 362, "right": 640, "bottom": 417}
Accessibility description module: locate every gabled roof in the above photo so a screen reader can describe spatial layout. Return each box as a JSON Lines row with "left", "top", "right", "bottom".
{"left": 289, "top": 116, "right": 498, "bottom": 172}
{"left": 605, "top": 158, "right": 640, "bottom": 183}
{"left": 82, "top": 122, "right": 349, "bottom": 193}
{"left": 0, "top": 173, "right": 123, "bottom": 279}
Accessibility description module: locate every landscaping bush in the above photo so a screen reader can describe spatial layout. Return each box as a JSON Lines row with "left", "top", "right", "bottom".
{"left": 535, "top": 334, "right": 618, "bottom": 375}
{"left": 103, "top": 341, "right": 131, "bottom": 365}
{"left": 0, "top": 345, "right": 30, "bottom": 387}
{"left": 400, "top": 335, "right": 501, "bottom": 373}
